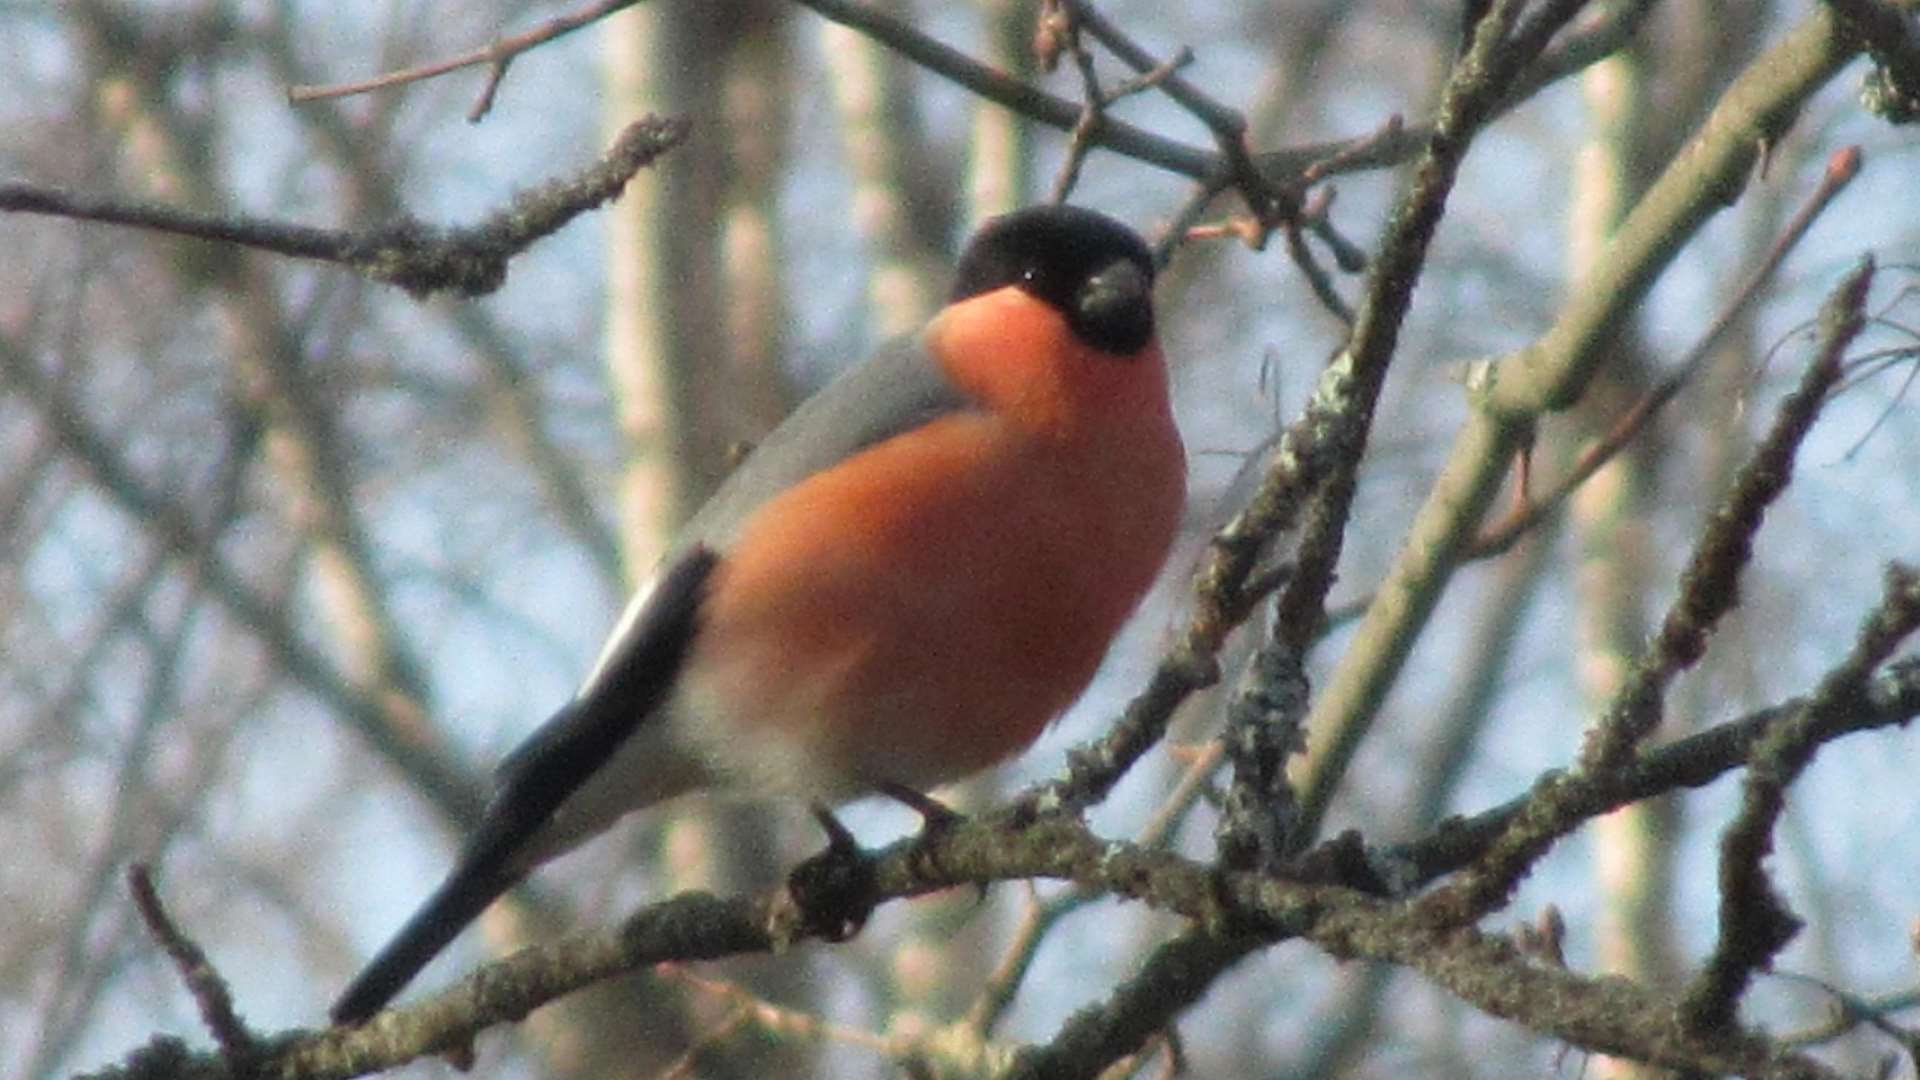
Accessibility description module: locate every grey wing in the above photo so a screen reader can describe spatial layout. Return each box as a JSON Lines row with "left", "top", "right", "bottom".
{"left": 675, "top": 331, "right": 972, "bottom": 552}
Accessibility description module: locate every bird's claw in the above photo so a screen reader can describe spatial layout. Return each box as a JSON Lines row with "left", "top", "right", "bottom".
{"left": 784, "top": 805, "right": 879, "bottom": 942}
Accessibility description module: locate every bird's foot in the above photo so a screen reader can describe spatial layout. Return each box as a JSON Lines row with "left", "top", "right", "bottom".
{"left": 783, "top": 804, "right": 879, "bottom": 943}
{"left": 875, "top": 781, "right": 964, "bottom": 835}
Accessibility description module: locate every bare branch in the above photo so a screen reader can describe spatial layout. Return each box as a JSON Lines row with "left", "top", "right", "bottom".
{"left": 1824, "top": 0, "right": 1920, "bottom": 123}
{"left": 1419, "top": 256, "right": 1878, "bottom": 925}
{"left": 1288, "top": 3, "right": 1864, "bottom": 847}
{"left": 1683, "top": 560, "right": 1920, "bottom": 1030}
{"left": 63, "top": 616, "right": 1920, "bottom": 1079}
{"left": 1471, "top": 145, "right": 1864, "bottom": 558}
{"left": 286, "top": 0, "right": 644, "bottom": 122}
{"left": 1215, "top": 615, "right": 1308, "bottom": 873}
{"left": 1585, "top": 256, "right": 1873, "bottom": 769}
{"left": 0, "top": 117, "right": 689, "bottom": 298}
{"left": 127, "top": 866, "right": 261, "bottom": 1070}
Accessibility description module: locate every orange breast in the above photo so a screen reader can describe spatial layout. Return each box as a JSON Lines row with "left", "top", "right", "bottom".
{"left": 676, "top": 408, "right": 1182, "bottom": 799}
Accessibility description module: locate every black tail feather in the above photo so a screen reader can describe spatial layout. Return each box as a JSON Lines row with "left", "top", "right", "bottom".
{"left": 329, "top": 856, "right": 521, "bottom": 1025}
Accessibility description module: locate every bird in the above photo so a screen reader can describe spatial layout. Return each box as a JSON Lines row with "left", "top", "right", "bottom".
{"left": 330, "top": 203, "right": 1186, "bottom": 1026}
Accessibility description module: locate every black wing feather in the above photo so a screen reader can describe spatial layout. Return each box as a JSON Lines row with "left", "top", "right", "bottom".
{"left": 329, "top": 547, "right": 716, "bottom": 1025}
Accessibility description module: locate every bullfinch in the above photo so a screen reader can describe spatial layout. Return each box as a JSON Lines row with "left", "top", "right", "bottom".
{"left": 330, "top": 203, "right": 1186, "bottom": 1025}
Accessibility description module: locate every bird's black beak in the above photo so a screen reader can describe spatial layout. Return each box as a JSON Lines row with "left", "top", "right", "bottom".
{"left": 1073, "top": 258, "right": 1154, "bottom": 355}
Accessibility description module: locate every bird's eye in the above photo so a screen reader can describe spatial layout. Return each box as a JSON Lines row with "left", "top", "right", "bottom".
{"left": 1020, "top": 266, "right": 1039, "bottom": 283}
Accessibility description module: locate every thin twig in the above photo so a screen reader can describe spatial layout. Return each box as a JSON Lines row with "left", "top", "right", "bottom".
{"left": 1063, "top": 1, "right": 1314, "bottom": 255}
{"left": 295, "top": 0, "right": 1649, "bottom": 208}
{"left": 287, "top": 0, "right": 639, "bottom": 122}
{"left": 1046, "top": 7, "right": 1191, "bottom": 203}
{"left": 661, "top": 967, "right": 896, "bottom": 1059}
{"left": 1289, "top": 3, "right": 1861, "bottom": 850}
{"left": 1780, "top": 979, "right": 1920, "bottom": 1055}
{"left": 1682, "top": 562, "right": 1920, "bottom": 1031}
{"left": 1155, "top": 179, "right": 1232, "bottom": 268}
{"left": 1061, "top": 0, "right": 1375, "bottom": 302}
{"left": 1583, "top": 256, "right": 1874, "bottom": 770}
{"left": 1383, "top": 656, "right": 1920, "bottom": 890}
{"left": 964, "top": 736, "right": 1227, "bottom": 1033}
{"left": 1282, "top": 198, "right": 1356, "bottom": 326}
{"left": 1282, "top": 0, "right": 1601, "bottom": 845}
{"left": 1471, "top": 144, "right": 1864, "bottom": 557}
{"left": 127, "top": 865, "right": 260, "bottom": 1069}
{"left": 1679, "top": 264, "right": 1901, "bottom": 1032}
{"left": 793, "top": 0, "right": 1216, "bottom": 178}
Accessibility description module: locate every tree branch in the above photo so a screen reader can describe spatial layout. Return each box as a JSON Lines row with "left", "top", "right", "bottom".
{"left": 1287, "top": 3, "right": 1863, "bottom": 845}
{"left": 1419, "top": 255, "right": 1879, "bottom": 924}
{"left": 0, "top": 117, "right": 688, "bottom": 298}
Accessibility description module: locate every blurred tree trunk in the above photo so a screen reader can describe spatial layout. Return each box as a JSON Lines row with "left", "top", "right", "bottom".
{"left": 1568, "top": 3, "right": 1775, "bottom": 1069}
{"left": 969, "top": 0, "right": 1037, "bottom": 221}
{"left": 587, "top": 3, "right": 811, "bottom": 1076}
{"left": 822, "top": 1, "right": 958, "bottom": 337}
{"left": 1566, "top": 39, "right": 1678, "bottom": 1080}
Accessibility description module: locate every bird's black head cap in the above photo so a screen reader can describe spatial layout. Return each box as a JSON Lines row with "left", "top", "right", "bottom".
{"left": 951, "top": 205, "right": 1156, "bottom": 355}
